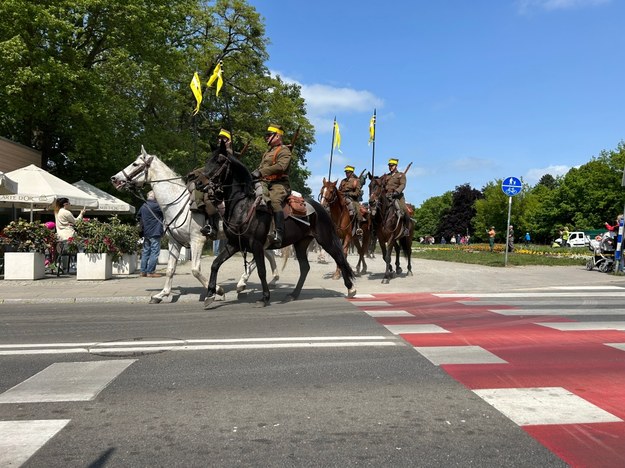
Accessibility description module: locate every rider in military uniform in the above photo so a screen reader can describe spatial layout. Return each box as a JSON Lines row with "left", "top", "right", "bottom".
{"left": 252, "top": 124, "right": 292, "bottom": 249}
{"left": 338, "top": 164, "right": 364, "bottom": 234}
{"left": 383, "top": 158, "right": 412, "bottom": 236}
{"left": 199, "top": 128, "right": 232, "bottom": 238}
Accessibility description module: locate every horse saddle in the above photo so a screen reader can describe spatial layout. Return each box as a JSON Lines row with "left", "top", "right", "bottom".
{"left": 283, "top": 194, "right": 314, "bottom": 219}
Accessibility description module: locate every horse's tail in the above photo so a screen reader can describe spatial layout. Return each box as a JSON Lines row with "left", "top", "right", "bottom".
{"left": 308, "top": 198, "right": 356, "bottom": 284}
{"left": 281, "top": 246, "right": 289, "bottom": 271}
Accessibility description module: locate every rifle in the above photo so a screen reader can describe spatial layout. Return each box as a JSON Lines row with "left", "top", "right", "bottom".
{"left": 287, "top": 126, "right": 301, "bottom": 152}
{"left": 237, "top": 138, "right": 252, "bottom": 158}
{"left": 402, "top": 162, "right": 413, "bottom": 175}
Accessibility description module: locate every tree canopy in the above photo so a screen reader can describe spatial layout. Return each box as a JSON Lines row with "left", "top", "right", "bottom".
{"left": 0, "top": 0, "right": 314, "bottom": 196}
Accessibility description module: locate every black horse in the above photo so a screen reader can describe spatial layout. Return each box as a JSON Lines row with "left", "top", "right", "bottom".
{"left": 202, "top": 143, "right": 357, "bottom": 308}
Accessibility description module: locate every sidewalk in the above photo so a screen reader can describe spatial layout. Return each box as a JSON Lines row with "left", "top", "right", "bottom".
{"left": 1, "top": 252, "right": 622, "bottom": 304}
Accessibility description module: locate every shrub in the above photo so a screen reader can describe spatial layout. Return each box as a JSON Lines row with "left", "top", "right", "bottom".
{"left": 1, "top": 219, "right": 56, "bottom": 253}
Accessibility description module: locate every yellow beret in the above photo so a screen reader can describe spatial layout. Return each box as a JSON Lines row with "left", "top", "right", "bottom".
{"left": 267, "top": 124, "right": 284, "bottom": 135}
{"left": 218, "top": 129, "right": 231, "bottom": 140}
{"left": 388, "top": 158, "right": 398, "bottom": 165}
{"left": 344, "top": 165, "right": 355, "bottom": 172}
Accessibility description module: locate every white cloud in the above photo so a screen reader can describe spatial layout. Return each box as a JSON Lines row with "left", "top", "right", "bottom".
{"left": 525, "top": 164, "right": 570, "bottom": 183}
{"left": 274, "top": 71, "right": 383, "bottom": 133}
{"left": 517, "top": 0, "right": 610, "bottom": 13}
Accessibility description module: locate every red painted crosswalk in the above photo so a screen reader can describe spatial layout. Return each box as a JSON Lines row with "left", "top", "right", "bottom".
{"left": 350, "top": 293, "right": 625, "bottom": 467}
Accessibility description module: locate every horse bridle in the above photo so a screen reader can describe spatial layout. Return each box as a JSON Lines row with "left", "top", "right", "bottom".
{"left": 318, "top": 183, "right": 338, "bottom": 207}
{"left": 121, "top": 154, "right": 153, "bottom": 188}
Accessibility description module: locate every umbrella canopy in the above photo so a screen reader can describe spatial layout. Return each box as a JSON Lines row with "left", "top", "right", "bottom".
{"left": 0, "top": 165, "right": 98, "bottom": 220}
{"left": 72, "top": 180, "right": 136, "bottom": 215}
{"left": 0, "top": 171, "right": 18, "bottom": 195}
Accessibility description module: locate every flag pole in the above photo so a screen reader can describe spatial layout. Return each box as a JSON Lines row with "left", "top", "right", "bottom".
{"left": 370, "top": 109, "right": 377, "bottom": 178}
{"left": 328, "top": 116, "right": 336, "bottom": 180}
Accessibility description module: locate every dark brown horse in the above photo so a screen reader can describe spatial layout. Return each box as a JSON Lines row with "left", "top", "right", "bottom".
{"left": 319, "top": 178, "right": 371, "bottom": 277}
{"left": 368, "top": 175, "right": 413, "bottom": 284}
{"left": 200, "top": 143, "right": 356, "bottom": 307}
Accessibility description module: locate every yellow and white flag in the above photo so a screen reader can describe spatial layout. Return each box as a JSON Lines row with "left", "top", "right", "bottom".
{"left": 333, "top": 120, "right": 342, "bottom": 153}
{"left": 207, "top": 61, "right": 223, "bottom": 96}
{"left": 368, "top": 113, "right": 376, "bottom": 145}
{"left": 190, "top": 72, "right": 202, "bottom": 115}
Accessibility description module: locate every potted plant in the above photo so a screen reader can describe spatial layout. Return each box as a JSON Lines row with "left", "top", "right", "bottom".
{"left": 109, "top": 215, "right": 141, "bottom": 274}
{"left": 1, "top": 219, "right": 56, "bottom": 280}
{"left": 71, "top": 219, "right": 120, "bottom": 280}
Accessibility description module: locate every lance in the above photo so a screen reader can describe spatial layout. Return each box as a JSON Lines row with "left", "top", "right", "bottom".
{"left": 370, "top": 108, "right": 377, "bottom": 178}
{"left": 402, "top": 162, "right": 413, "bottom": 175}
{"left": 328, "top": 117, "right": 337, "bottom": 180}
{"left": 287, "top": 126, "right": 301, "bottom": 151}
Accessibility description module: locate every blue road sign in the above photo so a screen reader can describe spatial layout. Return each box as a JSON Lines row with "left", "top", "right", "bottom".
{"left": 501, "top": 176, "right": 522, "bottom": 196}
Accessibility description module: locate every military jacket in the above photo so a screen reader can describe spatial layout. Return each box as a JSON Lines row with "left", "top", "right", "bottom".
{"left": 338, "top": 174, "right": 362, "bottom": 200}
{"left": 384, "top": 170, "right": 406, "bottom": 194}
{"left": 259, "top": 144, "right": 292, "bottom": 183}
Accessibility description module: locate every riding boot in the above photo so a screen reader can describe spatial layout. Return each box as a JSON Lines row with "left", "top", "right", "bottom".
{"left": 200, "top": 214, "right": 218, "bottom": 239}
{"left": 268, "top": 211, "right": 284, "bottom": 249}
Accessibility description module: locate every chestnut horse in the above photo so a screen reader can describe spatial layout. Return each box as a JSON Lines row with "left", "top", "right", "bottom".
{"left": 319, "top": 178, "right": 370, "bottom": 277}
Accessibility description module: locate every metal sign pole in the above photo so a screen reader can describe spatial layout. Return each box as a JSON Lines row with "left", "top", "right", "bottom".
{"left": 504, "top": 196, "right": 512, "bottom": 267}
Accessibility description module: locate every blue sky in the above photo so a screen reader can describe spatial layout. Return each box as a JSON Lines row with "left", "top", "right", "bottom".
{"left": 251, "top": 0, "right": 625, "bottom": 207}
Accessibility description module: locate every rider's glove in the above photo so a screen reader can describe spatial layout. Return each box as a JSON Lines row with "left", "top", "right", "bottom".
{"left": 392, "top": 191, "right": 401, "bottom": 199}
{"left": 251, "top": 169, "right": 261, "bottom": 180}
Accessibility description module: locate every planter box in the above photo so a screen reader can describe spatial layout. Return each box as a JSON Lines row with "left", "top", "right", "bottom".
{"left": 3, "top": 252, "right": 45, "bottom": 280}
{"left": 112, "top": 253, "right": 137, "bottom": 275}
{"left": 157, "top": 249, "right": 169, "bottom": 265}
{"left": 76, "top": 253, "right": 112, "bottom": 281}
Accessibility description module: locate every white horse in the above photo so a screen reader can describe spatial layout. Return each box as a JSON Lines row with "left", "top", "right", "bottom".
{"left": 111, "top": 146, "right": 278, "bottom": 303}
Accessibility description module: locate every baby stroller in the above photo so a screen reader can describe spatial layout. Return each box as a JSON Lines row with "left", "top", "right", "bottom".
{"left": 586, "top": 232, "right": 615, "bottom": 272}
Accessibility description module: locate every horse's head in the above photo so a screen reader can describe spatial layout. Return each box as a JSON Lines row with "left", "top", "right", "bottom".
{"left": 203, "top": 140, "right": 254, "bottom": 201}
{"left": 318, "top": 178, "right": 339, "bottom": 207}
{"left": 111, "top": 146, "right": 154, "bottom": 191}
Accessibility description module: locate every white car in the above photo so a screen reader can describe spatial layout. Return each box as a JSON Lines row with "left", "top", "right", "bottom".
{"left": 555, "top": 231, "right": 591, "bottom": 248}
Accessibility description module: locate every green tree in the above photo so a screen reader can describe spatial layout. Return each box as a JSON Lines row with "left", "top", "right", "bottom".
{"left": 412, "top": 191, "right": 452, "bottom": 240}
{"left": 437, "top": 183, "right": 482, "bottom": 241}
{"left": 0, "top": 0, "right": 314, "bottom": 196}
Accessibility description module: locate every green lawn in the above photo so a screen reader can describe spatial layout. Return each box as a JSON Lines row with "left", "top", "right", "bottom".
{"left": 410, "top": 243, "right": 590, "bottom": 267}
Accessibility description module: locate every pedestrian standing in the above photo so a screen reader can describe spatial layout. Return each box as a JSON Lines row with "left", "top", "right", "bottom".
{"left": 507, "top": 225, "right": 515, "bottom": 252}
{"left": 524, "top": 232, "right": 531, "bottom": 247}
{"left": 138, "top": 191, "right": 164, "bottom": 277}
{"left": 488, "top": 226, "right": 496, "bottom": 252}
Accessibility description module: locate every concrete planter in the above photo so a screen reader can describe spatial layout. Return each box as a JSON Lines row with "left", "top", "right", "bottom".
{"left": 112, "top": 253, "right": 137, "bottom": 275}
{"left": 76, "top": 253, "right": 112, "bottom": 281}
{"left": 3, "top": 252, "right": 46, "bottom": 280}
{"left": 157, "top": 249, "right": 169, "bottom": 265}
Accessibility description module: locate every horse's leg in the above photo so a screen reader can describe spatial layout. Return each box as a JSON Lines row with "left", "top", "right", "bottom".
{"left": 284, "top": 239, "right": 312, "bottom": 301}
{"left": 265, "top": 249, "right": 279, "bottom": 287}
{"left": 395, "top": 241, "right": 403, "bottom": 275}
{"left": 252, "top": 242, "right": 270, "bottom": 307}
{"left": 402, "top": 236, "right": 413, "bottom": 277}
{"left": 381, "top": 237, "right": 395, "bottom": 284}
{"left": 333, "top": 233, "right": 350, "bottom": 280}
{"left": 150, "top": 242, "right": 180, "bottom": 304}
{"left": 236, "top": 258, "right": 255, "bottom": 293}
{"left": 204, "top": 243, "right": 238, "bottom": 309}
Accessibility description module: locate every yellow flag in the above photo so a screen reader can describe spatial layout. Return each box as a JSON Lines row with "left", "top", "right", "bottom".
{"left": 333, "top": 120, "right": 342, "bottom": 153}
{"left": 368, "top": 114, "right": 376, "bottom": 145}
{"left": 190, "top": 72, "right": 202, "bottom": 115}
{"left": 207, "top": 61, "right": 223, "bottom": 96}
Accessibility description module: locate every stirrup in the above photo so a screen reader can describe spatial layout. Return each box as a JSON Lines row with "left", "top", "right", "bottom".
{"left": 200, "top": 224, "right": 217, "bottom": 239}
{"left": 356, "top": 228, "right": 363, "bottom": 236}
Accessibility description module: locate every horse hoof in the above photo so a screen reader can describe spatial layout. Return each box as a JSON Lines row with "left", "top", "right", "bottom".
{"left": 149, "top": 297, "right": 162, "bottom": 304}
{"left": 269, "top": 276, "right": 279, "bottom": 286}
{"left": 381, "top": 278, "right": 390, "bottom": 284}
{"left": 255, "top": 300, "right": 267, "bottom": 308}
{"left": 347, "top": 288, "right": 357, "bottom": 298}
{"left": 236, "top": 284, "right": 246, "bottom": 293}
{"left": 407, "top": 271, "right": 413, "bottom": 276}
{"left": 216, "top": 285, "right": 225, "bottom": 296}
{"left": 204, "top": 296, "right": 215, "bottom": 309}
{"left": 396, "top": 268, "right": 403, "bottom": 275}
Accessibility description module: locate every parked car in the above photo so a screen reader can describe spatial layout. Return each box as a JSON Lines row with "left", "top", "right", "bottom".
{"left": 555, "top": 231, "right": 591, "bottom": 248}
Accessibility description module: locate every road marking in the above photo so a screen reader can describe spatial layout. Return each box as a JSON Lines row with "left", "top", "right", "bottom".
{"left": 548, "top": 286, "right": 625, "bottom": 290}
{"left": 489, "top": 308, "right": 625, "bottom": 316}
{"left": 384, "top": 324, "right": 449, "bottom": 335}
{"left": 0, "top": 337, "right": 400, "bottom": 356}
{"left": 363, "top": 310, "right": 413, "bottom": 317}
{"left": 414, "top": 346, "right": 507, "bottom": 365}
{"left": 348, "top": 300, "right": 391, "bottom": 306}
{"left": 473, "top": 387, "right": 622, "bottom": 426}
{"left": 352, "top": 294, "right": 376, "bottom": 298}
{"left": 0, "top": 420, "right": 70, "bottom": 467}
{"left": 0, "top": 360, "right": 135, "bottom": 403}
{"left": 537, "top": 322, "right": 625, "bottom": 331}
{"left": 437, "top": 292, "right": 625, "bottom": 298}
{"left": 605, "top": 343, "right": 625, "bottom": 352}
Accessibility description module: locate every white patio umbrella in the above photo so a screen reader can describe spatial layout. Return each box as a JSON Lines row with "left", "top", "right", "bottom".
{"left": 72, "top": 180, "right": 136, "bottom": 215}
{"left": 0, "top": 164, "right": 99, "bottom": 221}
{"left": 0, "top": 171, "right": 18, "bottom": 195}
